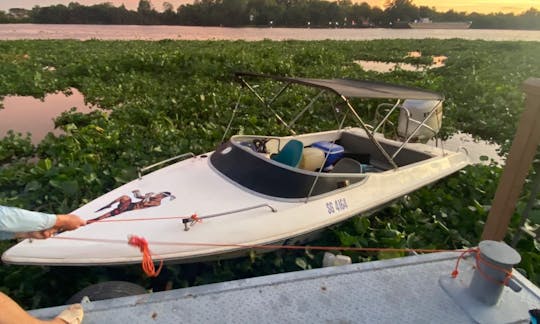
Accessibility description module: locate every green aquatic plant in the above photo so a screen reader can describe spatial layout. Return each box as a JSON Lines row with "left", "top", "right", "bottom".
{"left": 0, "top": 38, "right": 539, "bottom": 309}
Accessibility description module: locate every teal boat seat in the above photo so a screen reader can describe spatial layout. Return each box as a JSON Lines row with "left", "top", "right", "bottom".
{"left": 271, "top": 139, "right": 304, "bottom": 167}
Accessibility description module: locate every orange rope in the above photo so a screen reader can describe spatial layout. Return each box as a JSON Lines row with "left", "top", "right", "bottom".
{"left": 54, "top": 232, "right": 512, "bottom": 285}
{"left": 54, "top": 236, "right": 461, "bottom": 276}
{"left": 53, "top": 236, "right": 455, "bottom": 253}
{"left": 190, "top": 214, "right": 202, "bottom": 223}
{"left": 127, "top": 235, "right": 163, "bottom": 277}
{"left": 88, "top": 215, "right": 189, "bottom": 223}
{"left": 79, "top": 212, "right": 517, "bottom": 282}
{"left": 450, "top": 247, "right": 514, "bottom": 287}
{"left": 53, "top": 236, "right": 516, "bottom": 284}
{"left": 54, "top": 235, "right": 512, "bottom": 285}
{"left": 475, "top": 251, "right": 514, "bottom": 286}
{"left": 451, "top": 248, "right": 478, "bottom": 278}
{"left": 87, "top": 213, "right": 202, "bottom": 224}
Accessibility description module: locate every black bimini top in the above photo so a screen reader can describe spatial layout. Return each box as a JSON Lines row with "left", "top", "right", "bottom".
{"left": 235, "top": 72, "right": 444, "bottom": 101}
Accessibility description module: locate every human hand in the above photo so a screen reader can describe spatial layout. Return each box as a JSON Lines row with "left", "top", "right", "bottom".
{"left": 15, "top": 214, "right": 86, "bottom": 240}
{"left": 54, "top": 214, "right": 87, "bottom": 231}
{"left": 15, "top": 230, "right": 56, "bottom": 239}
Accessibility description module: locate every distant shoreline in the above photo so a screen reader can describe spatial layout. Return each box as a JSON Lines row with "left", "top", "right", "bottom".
{"left": 0, "top": 22, "right": 539, "bottom": 31}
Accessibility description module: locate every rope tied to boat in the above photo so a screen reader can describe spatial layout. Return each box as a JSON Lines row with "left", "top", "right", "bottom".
{"left": 53, "top": 233, "right": 516, "bottom": 284}
{"left": 128, "top": 235, "right": 163, "bottom": 277}
{"left": 451, "top": 247, "right": 513, "bottom": 287}
{"left": 191, "top": 214, "right": 202, "bottom": 223}
{"left": 182, "top": 213, "right": 201, "bottom": 231}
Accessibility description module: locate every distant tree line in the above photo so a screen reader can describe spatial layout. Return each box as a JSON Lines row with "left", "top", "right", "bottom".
{"left": 0, "top": 0, "right": 539, "bottom": 30}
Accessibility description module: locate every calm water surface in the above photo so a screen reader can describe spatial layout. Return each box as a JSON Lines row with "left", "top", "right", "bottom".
{"left": 0, "top": 89, "right": 95, "bottom": 144}
{"left": 0, "top": 24, "right": 539, "bottom": 41}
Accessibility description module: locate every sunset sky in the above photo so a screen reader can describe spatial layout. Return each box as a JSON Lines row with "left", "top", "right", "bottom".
{"left": 0, "top": 0, "right": 538, "bottom": 14}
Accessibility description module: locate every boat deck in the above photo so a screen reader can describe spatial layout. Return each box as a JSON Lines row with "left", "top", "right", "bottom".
{"left": 30, "top": 251, "right": 540, "bottom": 323}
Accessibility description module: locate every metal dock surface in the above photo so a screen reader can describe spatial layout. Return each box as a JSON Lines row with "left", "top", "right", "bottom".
{"left": 30, "top": 252, "right": 540, "bottom": 323}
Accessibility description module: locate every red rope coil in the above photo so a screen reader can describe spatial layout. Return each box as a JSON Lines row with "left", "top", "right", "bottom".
{"left": 128, "top": 235, "right": 163, "bottom": 277}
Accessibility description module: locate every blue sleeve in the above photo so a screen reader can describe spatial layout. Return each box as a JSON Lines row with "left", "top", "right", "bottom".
{"left": 0, "top": 206, "right": 56, "bottom": 240}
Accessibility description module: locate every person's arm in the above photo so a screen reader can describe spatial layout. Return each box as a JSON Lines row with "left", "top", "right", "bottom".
{"left": 0, "top": 291, "right": 84, "bottom": 324}
{"left": 0, "top": 206, "right": 86, "bottom": 240}
{"left": 0, "top": 206, "right": 56, "bottom": 240}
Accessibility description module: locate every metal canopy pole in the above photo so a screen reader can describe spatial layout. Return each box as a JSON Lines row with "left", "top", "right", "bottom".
{"left": 287, "top": 90, "right": 325, "bottom": 129}
{"left": 238, "top": 76, "right": 295, "bottom": 134}
{"left": 221, "top": 94, "right": 242, "bottom": 143}
{"left": 340, "top": 95, "right": 398, "bottom": 170}
{"left": 372, "top": 100, "right": 401, "bottom": 135}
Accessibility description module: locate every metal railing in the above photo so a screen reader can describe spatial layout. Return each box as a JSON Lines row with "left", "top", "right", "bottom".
{"left": 138, "top": 152, "right": 195, "bottom": 179}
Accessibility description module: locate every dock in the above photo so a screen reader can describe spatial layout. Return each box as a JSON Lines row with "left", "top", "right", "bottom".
{"left": 29, "top": 250, "right": 540, "bottom": 323}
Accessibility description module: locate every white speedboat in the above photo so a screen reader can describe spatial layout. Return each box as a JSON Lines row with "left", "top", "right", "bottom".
{"left": 2, "top": 72, "right": 469, "bottom": 266}
{"left": 409, "top": 18, "right": 472, "bottom": 29}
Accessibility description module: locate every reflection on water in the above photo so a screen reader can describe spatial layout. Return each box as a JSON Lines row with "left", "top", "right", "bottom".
{"left": 0, "top": 88, "right": 96, "bottom": 144}
{"left": 356, "top": 60, "right": 422, "bottom": 73}
{"left": 429, "top": 132, "right": 503, "bottom": 165}
{"left": 355, "top": 51, "right": 447, "bottom": 73}
{"left": 355, "top": 59, "right": 445, "bottom": 73}
{"left": 0, "top": 24, "right": 539, "bottom": 41}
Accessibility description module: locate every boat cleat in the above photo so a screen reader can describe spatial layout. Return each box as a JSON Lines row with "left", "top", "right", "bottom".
{"left": 182, "top": 214, "right": 202, "bottom": 231}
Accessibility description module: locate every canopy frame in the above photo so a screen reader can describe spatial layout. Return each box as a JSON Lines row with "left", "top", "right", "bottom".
{"left": 231, "top": 72, "right": 446, "bottom": 171}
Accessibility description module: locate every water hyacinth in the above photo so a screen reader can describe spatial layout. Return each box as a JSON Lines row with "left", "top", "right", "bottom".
{"left": 0, "top": 38, "right": 539, "bottom": 309}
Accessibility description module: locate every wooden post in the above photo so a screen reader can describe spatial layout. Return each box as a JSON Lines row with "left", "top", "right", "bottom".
{"left": 482, "top": 78, "right": 540, "bottom": 241}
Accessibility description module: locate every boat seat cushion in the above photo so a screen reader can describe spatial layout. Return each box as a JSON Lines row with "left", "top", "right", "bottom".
{"left": 331, "top": 158, "right": 363, "bottom": 173}
{"left": 300, "top": 147, "right": 326, "bottom": 171}
{"left": 271, "top": 139, "right": 304, "bottom": 167}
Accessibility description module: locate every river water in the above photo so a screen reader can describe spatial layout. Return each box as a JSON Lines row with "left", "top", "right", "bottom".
{"left": 0, "top": 89, "right": 95, "bottom": 144}
{"left": 0, "top": 24, "right": 539, "bottom": 41}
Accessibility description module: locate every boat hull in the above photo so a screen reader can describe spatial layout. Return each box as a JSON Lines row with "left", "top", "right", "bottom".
{"left": 408, "top": 22, "right": 471, "bottom": 29}
{"left": 2, "top": 128, "right": 469, "bottom": 266}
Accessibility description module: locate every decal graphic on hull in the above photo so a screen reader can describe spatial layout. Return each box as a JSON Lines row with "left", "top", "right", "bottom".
{"left": 88, "top": 190, "right": 176, "bottom": 223}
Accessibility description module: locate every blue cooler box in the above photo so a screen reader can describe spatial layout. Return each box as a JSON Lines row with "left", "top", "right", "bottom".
{"left": 311, "top": 141, "right": 344, "bottom": 168}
